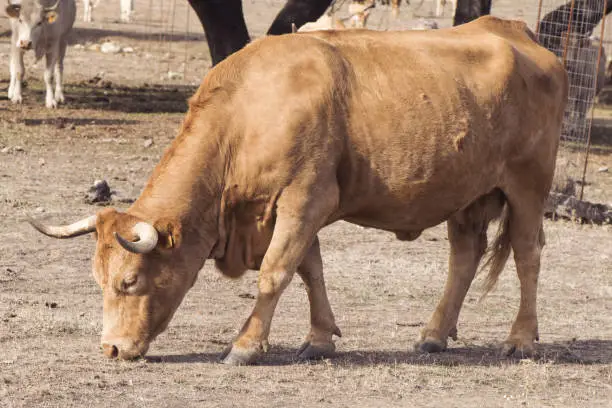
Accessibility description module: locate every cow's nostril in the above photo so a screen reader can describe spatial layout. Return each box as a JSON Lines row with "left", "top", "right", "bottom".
{"left": 102, "top": 343, "right": 119, "bottom": 359}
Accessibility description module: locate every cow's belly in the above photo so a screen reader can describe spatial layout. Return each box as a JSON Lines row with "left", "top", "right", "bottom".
{"left": 333, "top": 154, "right": 501, "bottom": 233}
{"left": 338, "top": 196, "right": 463, "bottom": 233}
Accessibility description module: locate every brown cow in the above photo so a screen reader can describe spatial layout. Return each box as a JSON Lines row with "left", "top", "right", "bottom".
{"left": 30, "top": 16, "right": 568, "bottom": 365}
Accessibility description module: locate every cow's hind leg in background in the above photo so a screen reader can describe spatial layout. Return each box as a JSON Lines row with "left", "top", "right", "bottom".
{"left": 416, "top": 189, "right": 506, "bottom": 353}
{"left": 267, "top": 0, "right": 334, "bottom": 35}
{"left": 296, "top": 237, "right": 341, "bottom": 360}
{"left": 83, "top": 0, "right": 93, "bottom": 22}
{"left": 221, "top": 182, "right": 340, "bottom": 365}
{"left": 187, "top": 0, "right": 250, "bottom": 66}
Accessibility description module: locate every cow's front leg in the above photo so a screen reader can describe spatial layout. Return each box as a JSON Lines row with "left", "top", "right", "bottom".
{"left": 220, "top": 216, "right": 316, "bottom": 365}
{"left": 296, "top": 237, "right": 341, "bottom": 360}
{"left": 221, "top": 186, "right": 338, "bottom": 365}
{"left": 44, "top": 47, "right": 59, "bottom": 108}
{"left": 54, "top": 41, "right": 67, "bottom": 104}
{"left": 415, "top": 211, "right": 487, "bottom": 353}
{"left": 9, "top": 48, "right": 24, "bottom": 104}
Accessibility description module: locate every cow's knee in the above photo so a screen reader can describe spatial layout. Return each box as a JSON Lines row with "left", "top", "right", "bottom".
{"left": 258, "top": 268, "right": 292, "bottom": 296}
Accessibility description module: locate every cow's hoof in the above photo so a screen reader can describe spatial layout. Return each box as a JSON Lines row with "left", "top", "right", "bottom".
{"left": 46, "top": 99, "right": 57, "bottom": 109}
{"left": 415, "top": 337, "right": 447, "bottom": 353}
{"left": 220, "top": 344, "right": 261, "bottom": 366}
{"left": 296, "top": 341, "right": 336, "bottom": 360}
{"left": 54, "top": 94, "right": 65, "bottom": 104}
{"left": 10, "top": 95, "right": 22, "bottom": 104}
{"left": 501, "top": 338, "right": 537, "bottom": 358}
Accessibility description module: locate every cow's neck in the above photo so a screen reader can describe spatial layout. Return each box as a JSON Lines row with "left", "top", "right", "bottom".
{"left": 129, "top": 112, "right": 229, "bottom": 262}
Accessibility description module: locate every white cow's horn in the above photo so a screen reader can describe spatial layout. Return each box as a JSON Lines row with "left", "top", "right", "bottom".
{"left": 114, "top": 222, "right": 159, "bottom": 254}
{"left": 43, "top": 0, "right": 61, "bottom": 11}
{"left": 28, "top": 215, "right": 97, "bottom": 238}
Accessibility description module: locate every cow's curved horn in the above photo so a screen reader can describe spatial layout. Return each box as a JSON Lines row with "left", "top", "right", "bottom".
{"left": 43, "top": 0, "right": 61, "bottom": 11}
{"left": 28, "top": 215, "right": 97, "bottom": 238}
{"left": 114, "top": 222, "right": 159, "bottom": 254}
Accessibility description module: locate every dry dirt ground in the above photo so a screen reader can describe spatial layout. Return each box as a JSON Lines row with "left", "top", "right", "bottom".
{"left": 1, "top": 1, "right": 612, "bottom": 407}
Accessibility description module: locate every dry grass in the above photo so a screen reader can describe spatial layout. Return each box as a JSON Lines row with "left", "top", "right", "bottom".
{"left": 1, "top": 98, "right": 611, "bottom": 407}
{"left": 1, "top": 2, "right": 612, "bottom": 406}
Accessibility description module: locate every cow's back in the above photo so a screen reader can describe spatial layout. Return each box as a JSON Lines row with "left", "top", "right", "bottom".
{"left": 305, "top": 17, "right": 567, "bottom": 228}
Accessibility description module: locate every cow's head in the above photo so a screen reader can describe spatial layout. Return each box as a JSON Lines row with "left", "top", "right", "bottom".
{"left": 29, "top": 190, "right": 278, "bottom": 360}
{"left": 6, "top": 0, "right": 60, "bottom": 50}
{"left": 29, "top": 208, "right": 198, "bottom": 360}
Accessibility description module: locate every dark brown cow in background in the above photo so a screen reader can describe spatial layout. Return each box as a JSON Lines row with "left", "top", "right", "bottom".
{"left": 538, "top": 0, "right": 612, "bottom": 57}
{"left": 187, "top": 0, "right": 333, "bottom": 65}
{"left": 453, "top": 0, "right": 491, "bottom": 26}
{"left": 187, "top": 0, "right": 494, "bottom": 66}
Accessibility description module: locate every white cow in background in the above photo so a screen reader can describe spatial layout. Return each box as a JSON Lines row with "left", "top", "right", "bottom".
{"left": 5, "top": 0, "right": 76, "bottom": 108}
{"left": 82, "top": 0, "right": 133, "bottom": 23}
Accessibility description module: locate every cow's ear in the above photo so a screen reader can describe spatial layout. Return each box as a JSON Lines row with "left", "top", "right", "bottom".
{"left": 153, "top": 218, "right": 181, "bottom": 250}
{"left": 5, "top": 5, "right": 20, "bottom": 18}
{"left": 46, "top": 11, "right": 58, "bottom": 24}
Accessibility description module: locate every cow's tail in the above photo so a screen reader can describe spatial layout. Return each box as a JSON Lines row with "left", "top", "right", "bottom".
{"left": 480, "top": 206, "right": 512, "bottom": 300}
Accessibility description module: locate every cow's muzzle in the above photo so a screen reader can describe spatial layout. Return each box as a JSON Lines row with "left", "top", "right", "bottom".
{"left": 101, "top": 338, "right": 148, "bottom": 360}
{"left": 18, "top": 40, "right": 32, "bottom": 50}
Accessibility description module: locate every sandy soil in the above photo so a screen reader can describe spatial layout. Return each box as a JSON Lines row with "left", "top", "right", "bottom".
{"left": 1, "top": 1, "right": 611, "bottom": 407}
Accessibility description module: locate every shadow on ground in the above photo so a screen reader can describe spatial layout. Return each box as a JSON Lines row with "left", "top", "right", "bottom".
{"left": 1, "top": 26, "right": 206, "bottom": 44}
{"left": 145, "top": 339, "right": 612, "bottom": 367}
{"left": 20, "top": 117, "right": 141, "bottom": 126}
{"left": 68, "top": 27, "right": 206, "bottom": 44}
{"left": 590, "top": 116, "right": 612, "bottom": 147}
{"left": 0, "top": 80, "right": 194, "bottom": 113}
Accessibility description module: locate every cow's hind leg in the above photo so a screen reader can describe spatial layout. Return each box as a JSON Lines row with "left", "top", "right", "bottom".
{"left": 501, "top": 194, "right": 546, "bottom": 357}
{"left": 416, "top": 190, "right": 505, "bottom": 353}
{"left": 221, "top": 184, "right": 339, "bottom": 365}
{"left": 296, "top": 236, "right": 341, "bottom": 360}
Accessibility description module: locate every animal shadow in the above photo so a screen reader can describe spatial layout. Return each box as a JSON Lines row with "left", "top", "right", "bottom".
{"left": 144, "top": 339, "right": 612, "bottom": 366}
{"left": 1, "top": 79, "right": 194, "bottom": 113}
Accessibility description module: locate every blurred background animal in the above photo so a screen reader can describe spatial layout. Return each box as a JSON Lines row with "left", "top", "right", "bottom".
{"left": 5, "top": 0, "right": 76, "bottom": 108}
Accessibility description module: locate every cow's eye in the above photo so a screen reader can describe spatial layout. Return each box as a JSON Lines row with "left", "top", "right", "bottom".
{"left": 121, "top": 275, "right": 139, "bottom": 292}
